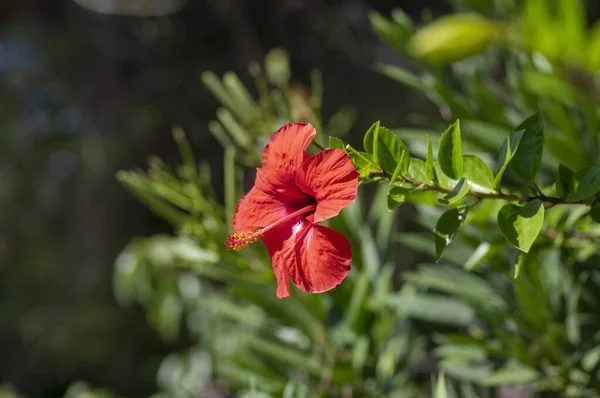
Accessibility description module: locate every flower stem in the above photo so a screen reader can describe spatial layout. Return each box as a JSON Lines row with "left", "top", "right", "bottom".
{"left": 311, "top": 140, "right": 326, "bottom": 151}
{"left": 369, "top": 169, "right": 592, "bottom": 206}
{"left": 345, "top": 145, "right": 383, "bottom": 171}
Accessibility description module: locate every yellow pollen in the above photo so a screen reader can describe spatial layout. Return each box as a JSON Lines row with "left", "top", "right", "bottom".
{"left": 225, "top": 229, "right": 263, "bottom": 251}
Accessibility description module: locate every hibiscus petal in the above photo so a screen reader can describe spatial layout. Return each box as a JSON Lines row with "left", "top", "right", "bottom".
{"left": 232, "top": 184, "right": 289, "bottom": 233}
{"left": 261, "top": 220, "right": 304, "bottom": 299}
{"left": 260, "top": 123, "right": 316, "bottom": 191}
{"left": 282, "top": 222, "right": 352, "bottom": 294}
{"left": 295, "top": 148, "right": 359, "bottom": 223}
{"left": 254, "top": 168, "right": 313, "bottom": 209}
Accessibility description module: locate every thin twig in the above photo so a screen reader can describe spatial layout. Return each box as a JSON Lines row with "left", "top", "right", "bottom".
{"left": 368, "top": 170, "right": 592, "bottom": 206}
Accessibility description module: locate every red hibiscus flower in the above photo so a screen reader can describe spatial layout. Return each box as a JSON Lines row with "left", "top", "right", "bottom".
{"left": 225, "top": 123, "right": 359, "bottom": 299}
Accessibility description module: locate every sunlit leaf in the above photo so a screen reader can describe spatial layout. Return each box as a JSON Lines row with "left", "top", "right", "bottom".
{"left": 464, "top": 241, "right": 492, "bottom": 270}
{"left": 587, "top": 20, "right": 600, "bottom": 69}
{"left": 438, "top": 120, "right": 463, "bottom": 180}
{"left": 433, "top": 373, "right": 449, "bottom": 398}
{"left": 481, "top": 364, "right": 539, "bottom": 386}
{"left": 408, "top": 158, "right": 429, "bottom": 182}
{"left": 434, "top": 206, "right": 469, "bottom": 261}
{"left": 329, "top": 136, "right": 346, "bottom": 151}
{"left": 390, "top": 150, "right": 410, "bottom": 184}
{"left": 363, "top": 121, "right": 410, "bottom": 174}
{"left": 388, "top": 294, "right": 476, "bottom": 326}
{"left": 568, "top": 166, "right": 600, "bottom": 201}
{"left": 463, "top": 155, "right": 495, "bottom": 193}
{"left": 441, "top": 178, "right": 469, "bottom": 205}
{"left": 426, "top": 135, "right": 435, "bottom": 181}
{"left": 497, "top": 200, "right": 545, "bottom": 253}
{"left": 513, "top": 252, "right": 526, "bottom": 279}
{"left": 493, "top": 129, "right": 524, "bottom": 185}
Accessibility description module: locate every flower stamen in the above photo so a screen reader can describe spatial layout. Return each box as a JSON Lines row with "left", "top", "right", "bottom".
{"left": 224, "top": 203, "right": 317, "bottom": 251}
{"left": 225, "top": 229, "right": 263, "bottom": 251}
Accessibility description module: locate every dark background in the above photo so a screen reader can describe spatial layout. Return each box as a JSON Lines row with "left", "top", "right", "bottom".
{"left": 0, "top": 1, "right": 450, "bottom": 396}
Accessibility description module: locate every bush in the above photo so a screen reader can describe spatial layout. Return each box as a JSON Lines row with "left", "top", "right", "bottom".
{"left": 111, "top": 0, "right": 600, "bottom": 397}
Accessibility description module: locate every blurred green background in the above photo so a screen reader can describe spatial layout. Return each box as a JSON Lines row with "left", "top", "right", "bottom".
{"left": 0, "top": 1, "right": 446, "bottom": 396}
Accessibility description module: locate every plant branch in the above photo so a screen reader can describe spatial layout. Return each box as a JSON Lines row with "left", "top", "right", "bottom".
{"left": 368, "top": 170, "right": 592, "bottom": 206}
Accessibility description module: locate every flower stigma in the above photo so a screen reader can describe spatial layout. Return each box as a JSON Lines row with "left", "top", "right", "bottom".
{"left": 225, "top": 203, "right": 317, "bottom": 251}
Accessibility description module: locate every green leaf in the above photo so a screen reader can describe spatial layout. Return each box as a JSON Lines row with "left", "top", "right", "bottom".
{"left": 433, "top": 373, "right": 449, "bottom": 398}
{"left": 546, "top": 134, "right": 588, "bottom": 172}
{"left": 510, "top": 113, "right": 544, "bottom": 181}
{"left": 435, "top": 344, "right": 487, "bottom": 363}
{"left": 590, "top": 204, "right": 600, "bottom": 223}
{"left": 369, "top": 10, "right": 412, "bottom": 53}
{"left": 223, "top": 72, "right": 257, "bottom": 118}
{"left": 374, "top": 63, "right": 427, "bottom": 92}
{"left": 363, "top": 121, "right": 410, "bottom": 175}
{"left": 217, "top": 108, "right": 252, "bottom": 149}
{"left": 555, "top": 163, "right": 575, "bottom": 197}
{"left": 463, "top": 155, "right": 495, "bottom": 193}
{"left": 329, "top": 136, "right": 346, "bottom": 151}
{"left": 438, "top": 120, "right": 463, "bottom": 180}
{"left": 244, "top": 334, "right": 323, "bottom": 376}
{"left": 408, "top": 158, "right": 429, "bottom": 182}
{"left": 494, "top": 129, "right": 524, "bottom": 185}
{"left": 497, "top": 200, "right": 545, "bottom": 253}
{"left": 405, "top": 264, "right": 507, "bottom": 310}
{"left": 588, "top": 20, "right": 600, "bottom": 69}
{"left": 388, "top": 294, "right": 475, "bottom": 326}
{"left": 559, "top": 0, "right": 586, "bottom": 63}
{"left": 426, "top": 135, "right": 434, "bottom": 181}
{"left": 464, "top": 242, "right": 492, "bottom": 271}
{"left": 441, "top": 178, "right": 469, "bottom": 205}
{"left": 434, "top": 206, "right": 469, "bottom": 261}
{"left": 514, "top": 252, "right": 526, "bottom": 278}
{"left": 376, "top": 334, "right": 410, "bottom": 380}
{"left": 388, "top": 185, "right": 414, "bottom": 210}
{"left": 434, "top": 163, "right": 455, "bottom": 190}
{"left": 351, "top": 336, "right": 369, "bottom": 372}
{"left": 481, "top": 364, "right": 539, "bottom": 386}
{"left": 201, "top": 71, "right": 240, "bottom": 118}
{"left": 390, "top": 150, "right": 410, "bottom": 184}
{"left": 568, "top": 166, "right": 600, "bottom": 201}
{"left": 521, "top": 69, "right": 579, "bottom": 105}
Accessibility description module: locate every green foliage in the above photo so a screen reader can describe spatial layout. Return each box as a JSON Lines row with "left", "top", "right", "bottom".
{"left": 363, "top": 121, "right": 410, "bottom": 175}
{"left": 434, "top": 206, "right": 468, "bottom": 261}
{"left": 497, "top": 200, "right": 545, "bottom": 253}
{"left": 112, "top": 50, "right": 428, "bottom": 397}
{"left": 438, "top": 120, "right": 464, "bottom": 180}
{"left": 510, "top": 113, "right": 545, "bottom": 182}
{"left": 361, "top": 1, "right": 600, "bottom": 395}
{"left": 105, "top": 2, "right": 600, "bottom": 397}
{"left": 494, "top": 129, "right": 524, "bottom": 186}
{"left": 568, "top": 166, "right": 600, "bottom": 202}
